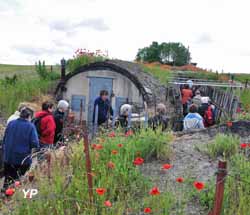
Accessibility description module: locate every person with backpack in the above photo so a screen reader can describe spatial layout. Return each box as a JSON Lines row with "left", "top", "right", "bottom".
{"left": 2, "top": 107, "right": 39, "bottom": 191}
{"left": 198, "top": 97, "right": 215, "bottom": 128}
{"left": 183, "top": 104, "right": 205, "bottom": 130}
{"left": 53, "top": 100, "right": 69, "bottom": 145}
{"left": 34, "top": 101, "right": 56, "bottom": 149}
{"left": 181, "top": 84, "right": 193, "bottom": 116}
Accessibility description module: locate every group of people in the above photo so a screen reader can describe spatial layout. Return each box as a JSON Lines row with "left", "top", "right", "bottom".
{"left": 2, "top": 100, "right": 69, "bottom": 191}
{"left": 181, "top": 84, "right": 216, "bottom": 130}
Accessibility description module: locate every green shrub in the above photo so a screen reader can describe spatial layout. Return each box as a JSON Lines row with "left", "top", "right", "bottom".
{"left": 207, "top": 134, "right": 239, "bottom": 159}
{"left": 35, "top": 60, "right": 60, "bottom": 80}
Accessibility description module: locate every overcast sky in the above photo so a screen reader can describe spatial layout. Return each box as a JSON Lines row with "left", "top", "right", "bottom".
{"left": 0, "top": 0, "right": 250, "bottom": 73}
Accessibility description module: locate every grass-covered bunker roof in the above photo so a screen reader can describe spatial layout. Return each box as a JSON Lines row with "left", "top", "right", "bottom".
{"left": 56, "top": 60, "right": 167, "bottom": 106}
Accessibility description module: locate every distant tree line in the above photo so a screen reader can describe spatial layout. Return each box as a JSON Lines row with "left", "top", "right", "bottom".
{"left": 136, "top": 42, "right": 191, "bottom": 66}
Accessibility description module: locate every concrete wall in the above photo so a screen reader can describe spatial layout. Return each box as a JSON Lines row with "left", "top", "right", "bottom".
{"left": 62, "top": 69, "right": 143, "bottom": 121}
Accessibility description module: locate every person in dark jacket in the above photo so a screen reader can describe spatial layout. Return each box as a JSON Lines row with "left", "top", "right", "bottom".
{"left": 93, "top": 90, "right": 113, "bottom": 125}
{"left": 35, "top": 101, "right": 56, "bottom": 148}
{"left": 2, "top": 107, "right": 39, "bottom": 190}
{"left": 53, "top": 100, "right": 69, "bottom": 144}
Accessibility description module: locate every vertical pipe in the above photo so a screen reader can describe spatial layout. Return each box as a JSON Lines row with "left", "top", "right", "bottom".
{"left": 112, "top": 107, "right": 116, "bottom": 129}
{"left": 127, "top": 109, "right": 132, "bottom": 129}
{"left": 209, "top": 160, "right": 227, "bottom": 215}
{"left": 79, "top": 99, "right": 83, "bottom": 126}
{"left": 144, "top": 102, "right": 148, "bottom": 128}
{"left": 94, "top": 105, "right": 99, "bottom": 135}
{"left": 83, "top": 133, "right": 94, "bottom": 203}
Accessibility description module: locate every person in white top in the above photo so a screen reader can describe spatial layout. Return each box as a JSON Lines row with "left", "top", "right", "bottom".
{"left": 7, "top": 103, "right": 27, "bottom": 125}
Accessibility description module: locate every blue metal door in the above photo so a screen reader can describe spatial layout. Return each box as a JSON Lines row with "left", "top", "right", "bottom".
{"left": 88, "top": 77, "right": 113, "bottom": 123}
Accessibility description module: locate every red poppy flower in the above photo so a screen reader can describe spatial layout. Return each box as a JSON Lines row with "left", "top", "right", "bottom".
{"left": 125, "top": 130, "right": 134, "bottom": 137}
{"left": 133, "top": 157, "right": 144, "bottom": 166}
{"left": 227, "top": 121, "right": 233, "bottom": 127}
{"left": 91, "top": 144, "right": 97, "bottom": 150}
{"left": 144, "top": 207, "right": 152, "bottom": 213}
{"left": 107, "top": 161, "right": 115, "bottom": 169}
{"left": 5, "top": 188, "right": 15, "bottom": 196}
{"left": 96, "top": 188, "right": 106, "bottom": 196}
{"left": 14, "top": 181, "right": 21, "bottom": 187}
{"left": 111, "top": 150, "right": 118, "bottom": 155}
{"left": 248, "top": 143, "right": 250, "bottom": 147}
{"left": 176, "top": 177, "right": 184, "bottom": 183}
{"left": 241, "top": 143, "right": 248, "bottom": 149}
{"left": 95, "top": 144, "right": 103, "bottom": 150}
{"left": 193, "top": 181, "right": 205, "bottom": 191}
{"left": 149, "top": 187, "right": 160, "bottom": 195}
{"left": 162, "top": 164, "right": 172, "bottom": 170}
{"left": 108, "top": 132, "right": 116, "bottom": 138}
{"left": 104, "top": 200, "right": 112, "bottom": 207}
{"left": 117, "top": 144, "right": 123, "bottom": 148}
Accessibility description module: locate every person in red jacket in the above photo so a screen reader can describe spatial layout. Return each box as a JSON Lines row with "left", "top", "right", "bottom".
{"left": 35, "top": 101, "right": 56, "bottom": 148}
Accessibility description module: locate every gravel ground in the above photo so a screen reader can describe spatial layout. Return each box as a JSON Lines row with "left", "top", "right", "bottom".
{"left": 141, "top": 132, "right": 217, "bottom": 215}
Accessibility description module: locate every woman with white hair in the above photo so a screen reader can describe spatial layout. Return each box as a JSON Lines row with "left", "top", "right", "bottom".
{"left": 53, "top": 100, "right": 69, "bottom": 144}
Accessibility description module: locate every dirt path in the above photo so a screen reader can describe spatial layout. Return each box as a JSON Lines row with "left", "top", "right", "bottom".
{"left": 141, "top": 132, "right": 218, "bottom": 215}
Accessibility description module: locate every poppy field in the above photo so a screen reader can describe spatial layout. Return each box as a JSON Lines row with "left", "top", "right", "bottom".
{"left": 1, "top": 128, "right": 214, "bottom": 215}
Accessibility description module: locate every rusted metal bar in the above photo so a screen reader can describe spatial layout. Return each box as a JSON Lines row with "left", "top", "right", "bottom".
{"left": 83, "top": 133, "right": 94, "bottom": 203}
{"left": 209, "top": 160, "right": 227, "bottom": 215}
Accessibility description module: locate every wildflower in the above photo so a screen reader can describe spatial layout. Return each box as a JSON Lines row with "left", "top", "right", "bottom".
{"left": 133, "top": 157, "right": 144, "bottom": 166}
{"left": 193, "top": 181, "right": 205, "bottom": 191}
{"left": 5, "top": 188, "right": 15, "bottom": 196}
{"left": 149, "top": 187, "right": 160, "bottom": 195}
{"left": 91, "top": 144, "right": 97, "bottom": 150}
{"left": 107, "top": 161, "right": 115, "bottom": 169}
{"left": 14, "top": 181, "right": 21, "bottom": 187}
{"left": 125, "top": 130, "right": 133, "bottom": 137}
{"left": 162, "top": 164, "right": 172, "bottom": 170}
{"left": 111, "top": 150, "right": 118, "bottom": 155}
{"left": 95, "top": 144, "right": 103, "bottom": 150}
{"left": 104, "top": 200, "right": 112, "bottom": 207}
{"left": 96, "top": 188, "right": 106, "bottom": 196}
{"left": 144, "top": 207, "right": 152, "bottom": 213}
{"left": 117, "top": 143, "right": 123, "bottom": 148}
{"left": 227, "top": 121, "right": 233, "bottom": 127}
{"left": 176, "top": 177, "right": 184, "bottom": 183}
{"left": 241, "top": 143, "right": 248, "bottom": 149}
{"left": 108, "top": 132, "right": 116, "bottom": 138}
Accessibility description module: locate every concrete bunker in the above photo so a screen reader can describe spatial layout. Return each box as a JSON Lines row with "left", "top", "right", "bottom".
{"left": 55, "top": 60, "right": 167, "bottom": 125}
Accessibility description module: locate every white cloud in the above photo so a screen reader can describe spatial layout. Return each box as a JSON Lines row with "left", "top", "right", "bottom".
{"left": 0, "top": 0, "right": 249, "bottom": 73}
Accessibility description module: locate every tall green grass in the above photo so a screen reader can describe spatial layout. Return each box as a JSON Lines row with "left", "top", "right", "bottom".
{"left": 240, "top": 89, "right": 250, "bottom": 112}
{"left": 142, "top": 65, "right": 173, "bottom": 85}
{"left": 9, "top": 130, "right": 176, "bottom": 215}
{"left": 207, "top": 134, "right": 239, "bottom": 159}
{"left": 0, "top": 78, "right": 53, "bottom": 116}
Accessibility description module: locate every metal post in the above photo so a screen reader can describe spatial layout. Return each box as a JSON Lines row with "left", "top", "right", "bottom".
{"left": 112, "top": 107, "right": 116, "bottom": 129}
{"left": 144, "top": 102, "right": 148, "bottom": 128}
{"left": 127, "top": 109, "right": 132, "bottom": 129}
{"left": 79, "top": 99, "right": 83, "bottom": 126}
{"left": 209, "top": 160, "right": 227, "bottom": 215}
{"left": 83, "top": 133, "right": 94, "bottom": 203}
{"left": 93, "top": 105, "right": 99, "bottom": 135}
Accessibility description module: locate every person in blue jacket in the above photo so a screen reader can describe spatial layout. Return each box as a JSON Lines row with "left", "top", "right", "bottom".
{"left": 92, "top": 90, "right": 113, "bottom": 126}
{"left": 2, "top": 107, "right": 39, "bottom": 190}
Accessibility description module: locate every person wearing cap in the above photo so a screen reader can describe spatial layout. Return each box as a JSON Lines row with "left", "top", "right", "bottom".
{"left": 183, "top": 104, "right": 205, "bottom": 130}
{"left": 2, "top": 107, "right": 39, "bottom": 191}
{"left": 192, "top": 90, "right": 202, "bottom": 107}
{"left": 53, "top": 100, "right": 69, "bottom": 144}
